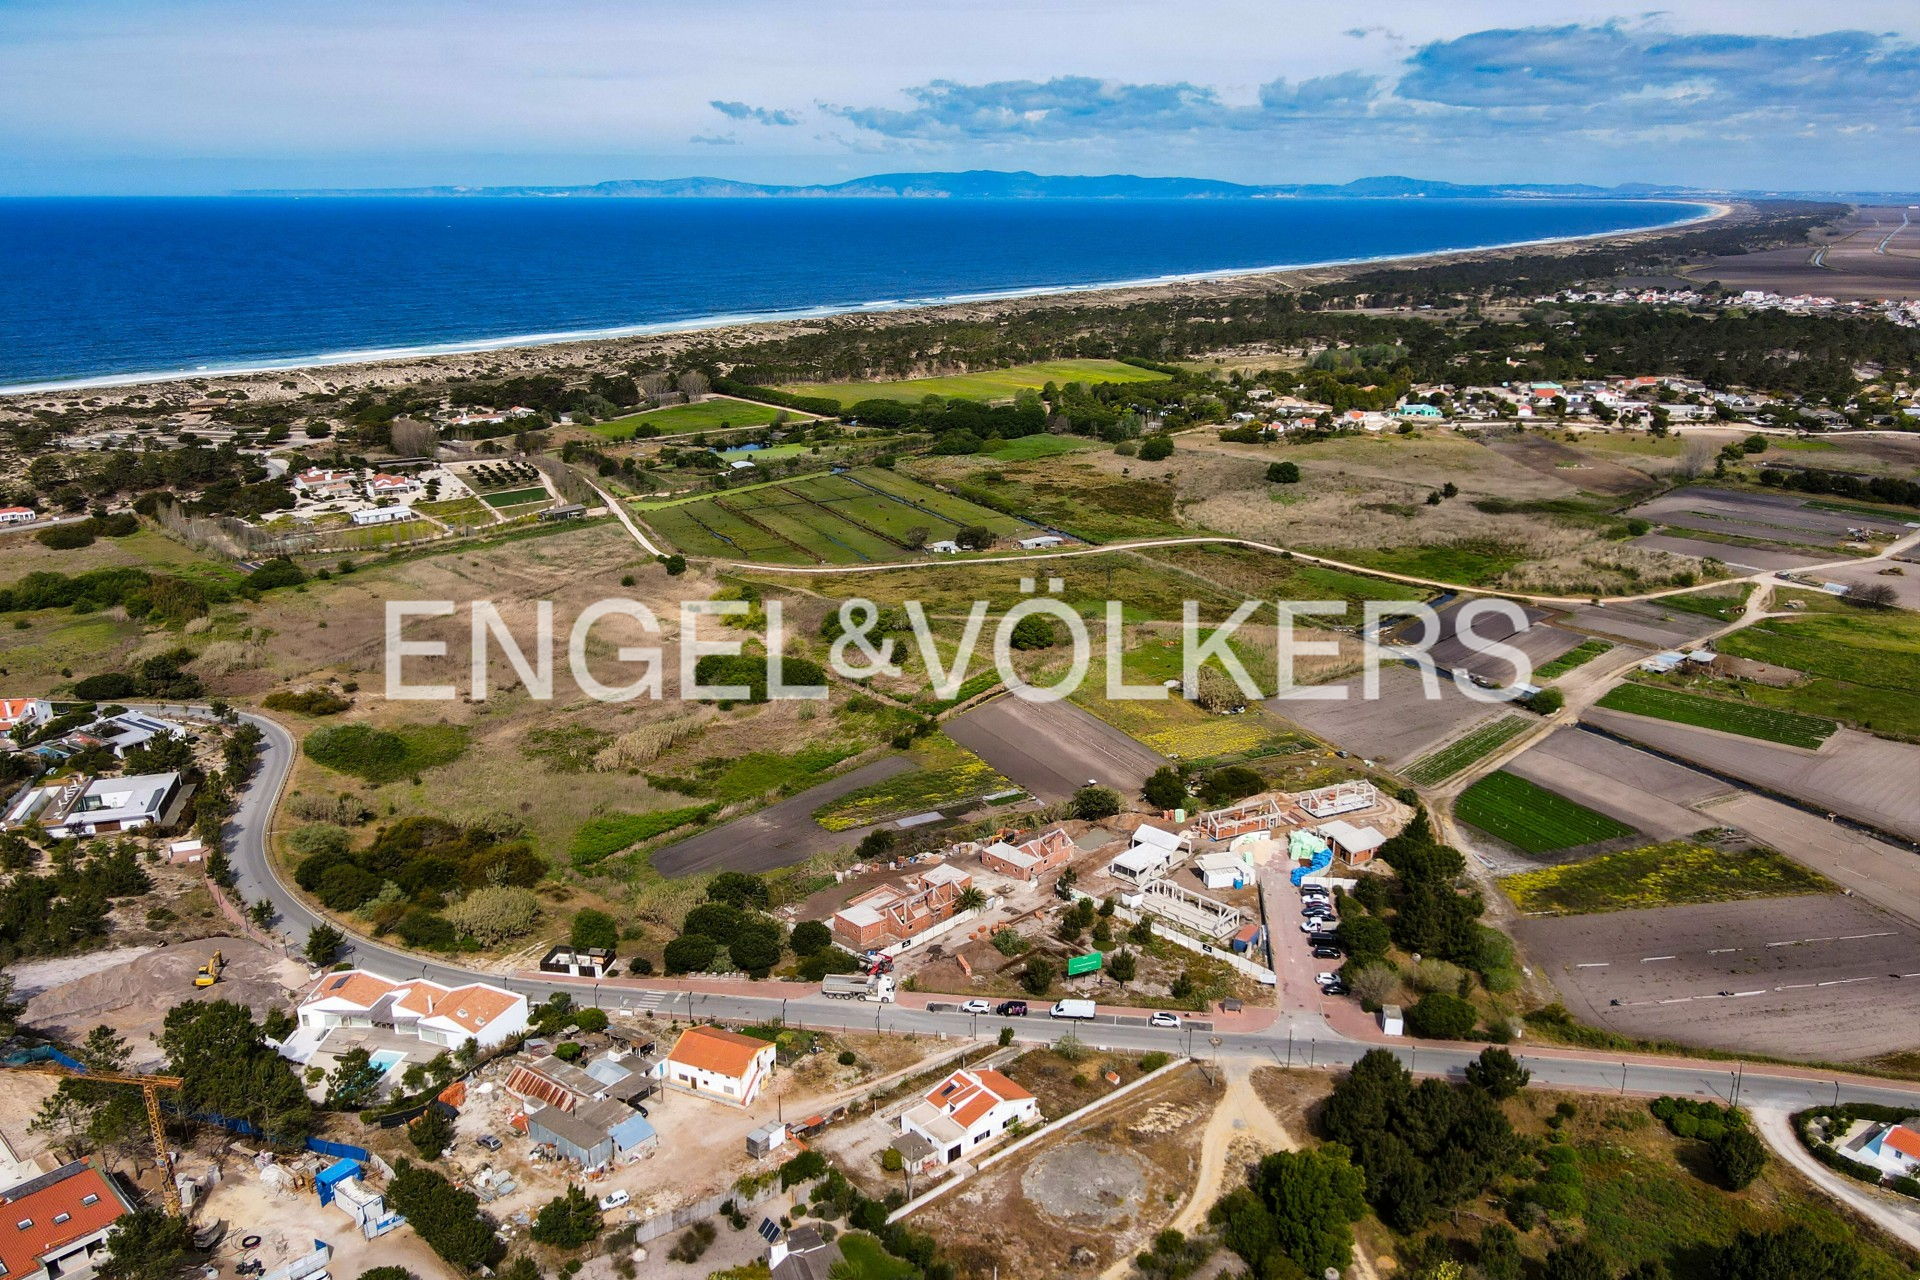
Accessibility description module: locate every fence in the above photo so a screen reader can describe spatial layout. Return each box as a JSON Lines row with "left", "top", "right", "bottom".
{"left": 629, "top": 1181, "right": 779, "bottom": 1246}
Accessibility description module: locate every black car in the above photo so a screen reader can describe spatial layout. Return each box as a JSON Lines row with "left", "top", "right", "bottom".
{"left": 1307, "top": 932, "right": 1339, "bottom": 947}
{"left": 1321, "top": 980, "right": 1350, "bottom": 997}
{"left": 1301, "top": 904, "right": 1334, "bottom": 917}
{"left": 1310, "top": 945, "right": 1342, "bottom": 959}
{"left": 995, "top": 1000, "right": 1029, "bottom": 1017}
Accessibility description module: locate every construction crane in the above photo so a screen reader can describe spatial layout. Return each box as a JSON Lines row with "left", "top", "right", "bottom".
{"left": 1, "top": 1062, "right": 186, "bottom": 1216}
{"left": 193, "top": 950, "right": 223, "bottom": 988}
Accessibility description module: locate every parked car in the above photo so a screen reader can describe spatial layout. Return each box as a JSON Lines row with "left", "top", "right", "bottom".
{"left": 598, "top": 1189, "right": 630, "bottom": 1211}
{"left": 1306, "top": 932, "right": 1340, "bottom": 947}
{"left": 1315, "top": 972, "right": 1340, "bottom": 987}
{"left": 1301, "top": 905, "right": 1334, "bottom": 918}
{"left": 995, "top": 1000, "right": 1029, "bottom": 1017}
{"left": 1322, "top": 979, "right": 1351, "bottom": 997}
{"left": 1300, "top": 918, "right": 1338, "bottom": 933}
{"left": 474, "top": 1134, "right": 503, "bottom": 1152}
{"left": 1310, "top": 946, "right": 1343, "bottom": 960}
{"left": 1149, "top": 1011, "right": 1181, "bottom": 1029}
{"left": 959, "top": 999, "right": 991, "bottom": 1015}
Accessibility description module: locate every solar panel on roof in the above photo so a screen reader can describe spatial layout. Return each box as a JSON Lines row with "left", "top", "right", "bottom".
{"left": 757, "top": 1218, "right": 781, "bottom": 1243}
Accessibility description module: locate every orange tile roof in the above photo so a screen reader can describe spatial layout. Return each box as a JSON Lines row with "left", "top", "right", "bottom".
{"left": 1884, "top": 1126, "right": 1920, "bottom": 1161}
{"left": 923, "top": 1068, "right": 1033, "bottom": 1130}
{"left": 666, "top": 1025, "right": 772, "bottom": 1079}
{"left": 424, "top": 984, "right": 522, "bottom": 1033}
{"left": 0, "top": 1162, "right": 130, "bottom": 1280}
{"left": 306, "top": 970, "right": 401, "bottom": 1009}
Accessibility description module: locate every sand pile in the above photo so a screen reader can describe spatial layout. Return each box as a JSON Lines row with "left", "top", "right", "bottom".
{"left": 25, "top": 936, "right": 306, "bottom": 1067}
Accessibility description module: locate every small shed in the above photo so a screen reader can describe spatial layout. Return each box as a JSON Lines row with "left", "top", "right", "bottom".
{"left": 1380, "top": 1004, "right": 1404, "bottom": 1037}
{"left": 609, "top": 1112, "right": 658, "bottom": 1158}
{"left": 1017, "top": 535, "right": 1065, "bottom": 550}
{"left": 747, "top": 1122, "right": 788, "bottom": 1158}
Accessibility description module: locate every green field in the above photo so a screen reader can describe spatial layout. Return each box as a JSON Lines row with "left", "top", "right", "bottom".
{"left": 1596, "top": 682, "right": 1837, "bottom": 749}
{"left": 1402, "top": 716, "right": 1532, "bottom": 786}
{"left": 1649, "top": 590, "right": 1747, "bottom": 621}
{"left": 642, "top": 466, "right": 1021, "bottom": 564}
{"left": 1455, "top": 770, "right": 1636, "bottom": 853}
{"left": 813, "top": 737, "right": 1012, "bottom": 831}
{"left": 482, "top": 486, "right": 550, "bottom": 508}
{"left": 1501, "top": 840, "right": 1832, "bottom": 915}
{"left": 784, "top": 359, "right": 1168, "bottom": 407}
{"left": 983, "top": 435, "right": 1094, "bottom": 462}
{"left": 589, "top": 397, "right": 789, "bottom": 438}
{"left": 414, "top": 497, "right": 493, "bottom": 524}
{"left": 1535, "top": 639, "right": 1613, "bottom": 681}
{"left": 1710, "top": 607, "right": 1920, "bottom": 738}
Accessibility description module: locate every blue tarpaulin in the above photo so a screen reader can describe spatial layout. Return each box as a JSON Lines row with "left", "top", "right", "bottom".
{"left": 315, "top": 1158, "right": 361, "bottom": 1206}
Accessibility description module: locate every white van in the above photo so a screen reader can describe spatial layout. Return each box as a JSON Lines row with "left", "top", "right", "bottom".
{"left": 1049, "top": 999, "right": 1096, "bottom": 1020}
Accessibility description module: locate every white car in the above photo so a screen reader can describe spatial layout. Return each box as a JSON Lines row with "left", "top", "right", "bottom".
{"left": 1149, "top": 1011, "right": 1181, "bottom": 1029}
{"left": 1300, "top": 917, "right": 1338, "bottom": 933}
{"left": 1315, "top": 972, "right": 1340, "bottom": 987}
{"left": 959, "top": 999, "right": 992, "bottom": 1015}
{"left": 598, "top": 1189, "right": 630, "bottom": 1211}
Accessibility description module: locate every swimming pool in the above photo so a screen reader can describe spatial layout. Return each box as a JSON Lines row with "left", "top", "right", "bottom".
{"left": 369, "top": 1050, "right": 407, "bottom": 1074}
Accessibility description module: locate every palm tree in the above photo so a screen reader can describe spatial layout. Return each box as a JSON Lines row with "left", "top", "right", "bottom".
{"left": 956, "top": 887, "right": 987, "bottom": 913}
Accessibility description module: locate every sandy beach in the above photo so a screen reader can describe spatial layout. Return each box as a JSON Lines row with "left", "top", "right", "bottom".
{"left": 3, "top": 199, "right": 1740, "bottom": 411}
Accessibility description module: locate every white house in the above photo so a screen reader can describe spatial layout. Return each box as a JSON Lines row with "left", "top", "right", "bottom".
{"left": 1850, "top": 1123, "right": 1920, "bottom": 1178}
{"left": 365, "top": 473, "right": 421, "bottom": 497}
{"left": 897, "top": 1068, "right": 1038, "bottom": 1166}
{"left": 0, "top": 506, "right": 37, "bottom": 526}
{"left": 653, "top": 1025, "right": 776, "bottom": 1107}
{"left": 6, "top": 772, "right": 186, "bottom": 838}
{"left": 289, "top": 970, "right": 528, "bottom": 1061}
{"left": 1017, "top": 534, "right": 1064, "bottom": 550}
{"left": 0, "top": 1161, "right": 135, "bottom": 1280}
{"left": 291, "top": 467, "right": 357, "bottom": 498}
{"left": 926, "top": 540, "right": 962, "bottom": 555}
{"left": 351, "top": 506, "right": 417, "bottom": 526}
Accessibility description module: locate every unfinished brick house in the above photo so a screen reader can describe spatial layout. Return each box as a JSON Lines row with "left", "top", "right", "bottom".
{"left": 830, "top": 863, "right": 973, "bottom": 951}
{"left": 978, "top": 827, "right": 1076, "bottom": 883}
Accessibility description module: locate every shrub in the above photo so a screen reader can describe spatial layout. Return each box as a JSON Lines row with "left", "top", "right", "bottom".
{"left": 1138, "top": 435, "right": 1174, "bottom": 461}
{"left": 1404, "top": 992, "right": 1477, "bottom": 1040}
{"left": 1069, "top": 786, "right": 1121, "bottom": 820}
{"left": 263, "top": 688, "right": 351, "bottom": 716}
{"left": 1712, "top": 1126, "right": 1767, "bottom": 1190}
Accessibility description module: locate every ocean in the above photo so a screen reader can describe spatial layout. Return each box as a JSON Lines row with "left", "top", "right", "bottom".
{"left": 0, "top": 196, "right": 1705, "bottom": 391}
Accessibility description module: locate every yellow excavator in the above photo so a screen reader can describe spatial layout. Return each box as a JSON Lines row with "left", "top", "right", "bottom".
{"left": 193, "top": 950, "right": 223, "bottom": 988}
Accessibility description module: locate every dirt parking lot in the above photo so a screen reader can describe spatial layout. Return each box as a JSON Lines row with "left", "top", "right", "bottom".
{"left": 944, "top": 695, "right": 1166, "bottom": 803}
{"left": 1269, "top": 662, "right": 1505, "bottom": 766}
{"left": 1515, "top": 895, "right": 1920, "bottom": 1059}
{"left": 1586, "top": 710, "right": 1920, "bottom": 843}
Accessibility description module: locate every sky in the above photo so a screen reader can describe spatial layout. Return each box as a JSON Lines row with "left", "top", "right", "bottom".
{"left": 2, "top": 0, "right": 1918, "bottom": 194}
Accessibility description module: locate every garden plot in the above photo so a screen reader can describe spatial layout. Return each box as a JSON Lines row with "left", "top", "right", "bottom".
{"left": 1268, "top": 663, "right": 1506, "bottom": 767}
{"left": 1455, "top": 770, "right": 1638, "bottom": 854}
{"left": 1586, "top": 709, "right": 1920, "bottom": 843}
{"left": 1512, "top": 896, "right": 1920, "bottom": 1060}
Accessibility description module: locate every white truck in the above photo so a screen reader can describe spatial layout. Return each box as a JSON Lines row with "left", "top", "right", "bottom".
{"left": 822, "top": 973, "right": 897, "bottom": 1003}
{"left": 1049, "top": 999, "right": 1097, "bottom": 1020}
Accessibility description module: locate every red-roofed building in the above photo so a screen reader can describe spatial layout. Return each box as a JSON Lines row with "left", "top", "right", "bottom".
{"left": 287, "top": 969, "right": 528, "bottom": 1061}
{"left": 896, "top": 1068, "right": 1038, "bottom": 1167}
{"left": 653, "top": 1026, "right": 775, "bottom": 1107}
{"left": 0, "top": 1160, "right": 134, "bottom": 1280}
{"left": 0, "top": 508, "right": 36, "bottom": 527}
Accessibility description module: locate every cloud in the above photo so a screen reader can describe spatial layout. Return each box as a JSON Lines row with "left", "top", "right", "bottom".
{"left": 688, "top": 133, "right": 740, "bottom": 146}
{"left": 710, "top": 99, "right": 799, "bottom": 127}
{"left": 824, "top": 23, "right": 1920, "bottom": 156}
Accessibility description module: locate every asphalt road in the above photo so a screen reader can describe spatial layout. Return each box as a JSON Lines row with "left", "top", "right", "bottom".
{"left": 204, "top": 705, "right": 1920, "bottom": 1116}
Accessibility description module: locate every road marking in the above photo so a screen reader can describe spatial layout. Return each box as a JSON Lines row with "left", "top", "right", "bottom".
{"left": 1837, "top": 932, "right": 1893, "bottom": 941}
{"left": 1642, "top": 955, "right": 1677, "bottom": 962}
{"left": 1707, "top": 948, "right": 1738, "bottom": 955}
{"left": 1733, "top": 990, "right": 1765, "bottom": 997}
{"left": 1817, "top": 977, "right": 1874, "bottom": 987}
{"left": 1575, "top": 962, "right": 1610, "bottom": 968}
{"left": 1776, "top": 983, "right": 1816, "bottom": 990}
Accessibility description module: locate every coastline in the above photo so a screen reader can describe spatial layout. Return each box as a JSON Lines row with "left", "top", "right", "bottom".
{"left": 1, "top": 198, "right": 1733, "bottom": 405}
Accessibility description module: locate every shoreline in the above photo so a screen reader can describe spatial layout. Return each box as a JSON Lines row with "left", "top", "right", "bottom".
{"left": 1, "top": 199, "right": 1732, "bottom": 403}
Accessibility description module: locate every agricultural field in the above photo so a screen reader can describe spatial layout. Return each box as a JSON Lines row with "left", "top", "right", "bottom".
{"left": 0, "top": 525, "right": 243, "bottom": 592}
{"left": 639, "top": 466, "right": 1023, "bottom": 564}
{"left": 480, "top": 486, "right": 550, "bottom": 508}
{"left": 1500, "top": 840, "right": 1831, "bottom": 915}
{"left": 588, "top": 395, "right": 789, "bottom": 438}
{"left": 1714, "top": 601, "right": 1920, "bottom": 740}
{"left": 782, "top": 358, "right": 1167, "bottom": 406}
{"left": 904, "top": 453, "right": 1184, "bottom": 544}
{"left": 1594, "top": 682, "right": 1837, "bottom": 749}
{"left": 1534, "top": 639, "right": 1612, "bottom": 681}
{"left": 811, "top": 734, "right": 1011, "bottom": 830}
{"left": 413, "top": 496, "right": 493, "bottom": 525}
{"left": 1401, "top": 716, "right": 1532, "bottom": 786}
{"left": 458, "top": 459, "right": 544, "bottom": 493}
{"left": 1455, "top": 769, "right": 1637, "bottom": 853}
{"left": 983, "top": 434, "right": 1093, "bottom": 462}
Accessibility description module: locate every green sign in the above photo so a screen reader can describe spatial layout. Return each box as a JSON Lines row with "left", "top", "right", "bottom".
{"left": 1066, "top": 951, "right": 1103, "bottom": 977}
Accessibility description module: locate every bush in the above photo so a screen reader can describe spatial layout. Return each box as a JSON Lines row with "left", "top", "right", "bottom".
{"left": 1404, "top": 992, "right": 1478, "bottom": 1039}
{"left": 1021, "top": 956, "right": 1056, "bottom": 995}
{"left": 263, "top": 688, "right": 351, "bottom": 716}
{"left": 1712, "top": 1126, "right": 1768, "bottom": 1190}
{"left": 663, "top": 934, "right": 717, "bottom": 974}
{"left": 1267, "top": 460, "right": 1301, "bottom": 483}
{"left": 790, "top": 919, "right": 832, "bottom": 956}
{"left": 1138, "top": 434, "right": 1174, "bottom": 461}
{"left": 1069, "top": 785, "right": 1122, "bottom": 820}
{"left": 569, "top": 908, "right": 619, "bottom": 952}
{"left": 666, "top": 1222, "right": 716, "bottom": 1264}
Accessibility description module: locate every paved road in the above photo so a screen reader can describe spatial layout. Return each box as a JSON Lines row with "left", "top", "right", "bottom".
{"left": 211, "top": 701, "right": 1920, "bottom": 1123}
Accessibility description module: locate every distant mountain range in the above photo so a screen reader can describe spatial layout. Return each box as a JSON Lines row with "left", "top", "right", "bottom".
{"left": 241, "top": 170, "right": 1719, "bottom": 200}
